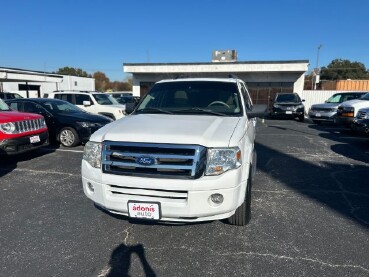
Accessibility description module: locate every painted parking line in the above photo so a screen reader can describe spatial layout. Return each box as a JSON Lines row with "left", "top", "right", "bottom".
{"left": 46, "top": 148, "right": 84, "bottom": 153}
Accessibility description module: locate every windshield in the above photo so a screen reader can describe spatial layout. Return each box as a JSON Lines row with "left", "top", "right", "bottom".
{"left": 0, "top": 99, "right": 11, "bottom": 111}
{"left": 42, "top": 100, "right": 83, "bottom": 113}
{"left": 326, "top": 93, "right": 365, "bottom": 103}
{"left": 359, "top": 93, "right": 369, "bottom": 100}
{"left": 93, "top": 94, "right": 119, "bottom": 105}
{"left": 136, "top": 81, "right": 242, "bottom": 116}
{"left": 275, "top": 94, "right": 300, "bottom": 103}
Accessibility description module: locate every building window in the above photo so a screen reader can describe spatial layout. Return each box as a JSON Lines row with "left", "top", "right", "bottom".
{"left": 74, "top": 81, "right": 78, "bottom": 86}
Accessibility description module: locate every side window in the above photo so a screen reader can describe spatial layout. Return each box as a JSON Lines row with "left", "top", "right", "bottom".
{"left": 58, "top": 94, "right": 73, "bottom": 104}
{"left": 75, "top": 94, "right": 90, "bottom": 105}
{"left": 9, "top": 102, "right": 21, "bottom": 111}
{"left": 23, "top": 102, "right": 40, "bottom": 114}
{"left": 240, "top": 83, "right": 253, "bottom": 112}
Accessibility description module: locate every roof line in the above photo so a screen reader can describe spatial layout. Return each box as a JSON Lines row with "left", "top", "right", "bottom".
{"left": 124, "top": 60, "right": 310, "bottom": 66}
{"left": 0, "top": 66, "right": 63, "bottom": 78}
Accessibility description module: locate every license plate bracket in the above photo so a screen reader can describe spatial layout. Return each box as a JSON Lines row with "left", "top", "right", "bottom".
{"left": 30, "top": 135, "right": 41, "bottom": 144}
{"left": 127, "top": 201, "right": 161, "bottom": 220}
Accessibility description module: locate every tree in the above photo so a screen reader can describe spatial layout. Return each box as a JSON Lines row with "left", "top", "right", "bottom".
{"left": 55, "top": 66, "right": 90, "bottom": 77}
{"left": 93, "top": 71, "right": 110, "bottom": 91}
{"left": 109, "top": 81, "right": 132, "bottom": 91}
{"left": 320, "top": 59, "right": 369, "bottom": 80}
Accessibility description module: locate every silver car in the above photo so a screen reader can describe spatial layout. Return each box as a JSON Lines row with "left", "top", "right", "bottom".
{"left": 309, "top": 92, "right": 366, "bottom": 124}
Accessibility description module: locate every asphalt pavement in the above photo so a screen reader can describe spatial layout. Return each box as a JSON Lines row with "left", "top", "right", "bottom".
{"left": 0, "top": 118, "right": 368, "bottom": 276}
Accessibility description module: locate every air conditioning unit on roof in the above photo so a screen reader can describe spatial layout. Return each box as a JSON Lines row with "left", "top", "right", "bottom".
{"left": 212, "top": 50, "right": 237, "bottom": 62}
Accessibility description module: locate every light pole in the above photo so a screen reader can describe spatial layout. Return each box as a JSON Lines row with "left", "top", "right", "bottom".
{"left": 314, "top": 44, "right": 323, "bottom": 90}
{"left": 316, "top": 44, "right": 323, "bottom": 69}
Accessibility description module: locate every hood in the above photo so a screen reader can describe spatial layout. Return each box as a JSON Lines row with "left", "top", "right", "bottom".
{"left": 55, "top": 111, "right": 113, "bottom": 124}
{"left": 91, "top": 114, "right": 241, "bottom": 147}
{"left": 0, "top": 111, "right": 42, "bottom": 123}
{"left": 108, "top": 104, "right": 126, "bottom": 110}
{"left": 311, "top": 103, "right": 340, "bottom": 109}
{"left": 340, "top": 99, "right": 369, "bottom": 109}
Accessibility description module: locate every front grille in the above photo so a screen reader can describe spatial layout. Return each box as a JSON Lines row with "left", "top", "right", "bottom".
{"left": 102, "top": 141, "right": 207, "bottom": 179}
{"left": 311, "top": 107, "right": 334, "bottom": 112}
{"left": 357, "top": 111, "right": 367, "bottom": 119}
{"left": 15, "top": 118, "right": 46, "bottom": 133}
{"left": 107, "top": 185, "right": 188, "bottom": 202}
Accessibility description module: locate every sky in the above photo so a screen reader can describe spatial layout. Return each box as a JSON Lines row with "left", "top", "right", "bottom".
{"left": 1, "top": 0, "right": 368, "bottom": 81}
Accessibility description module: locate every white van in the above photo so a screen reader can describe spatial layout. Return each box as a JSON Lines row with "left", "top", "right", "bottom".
{"left": 44, "top": 91, "right": 126, "bottom": 120}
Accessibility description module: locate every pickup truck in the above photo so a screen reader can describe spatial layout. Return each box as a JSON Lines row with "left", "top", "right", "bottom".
{"left": 0, "top": 99, "right": 49, "bottom": 155}
{"left": 82, "top": 77, "right": 257, "bottom": 226}
{"left": 336, "top": 92, "right": 369, "bottom": 126}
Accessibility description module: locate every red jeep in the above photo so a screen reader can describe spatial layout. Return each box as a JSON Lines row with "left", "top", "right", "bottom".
{"left": 0, "top": 99, "right": 49, "bottom": 155}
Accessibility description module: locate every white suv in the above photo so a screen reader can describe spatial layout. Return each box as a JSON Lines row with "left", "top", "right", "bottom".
{"left": 82, "top": 77, "right": 258, "bottom": 226}
{"left": 44, "top": 91, "right": 126, "bottom": 120}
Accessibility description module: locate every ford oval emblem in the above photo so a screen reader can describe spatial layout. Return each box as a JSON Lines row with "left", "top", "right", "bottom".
{"left": 136, "top": 156, "right": 156, "bottom": 166}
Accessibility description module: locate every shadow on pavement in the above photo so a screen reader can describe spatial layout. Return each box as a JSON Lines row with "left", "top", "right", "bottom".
{"left": 107, "top": 243, "right": 156, "bottom": 277}
{"left": 0, "top": 146, "right": 57, "bottom": 178}
{"left": 308, "top": 123, "right": 369, "bottom": 164}
{"left": 256, "top": 141, "right": 369, "bottom": 228}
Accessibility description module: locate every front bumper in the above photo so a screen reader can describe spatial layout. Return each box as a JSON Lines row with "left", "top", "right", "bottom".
{"left": 351, "top": 119, "right": 369, "bottom": 134}
{"left": 335, "top": 116, "right": 354, "bottom": 126}
{"left": 271, "top": 108, "right": 304, "bottom": 117}
{"left": 81, "top": 160, "right": 248, "bottom": 222}
{"left": 308, "top": 110, "right": 336, "bottom": 122}
{"left": 77, "top": 126, "right": 104, "bottom": 143}
{"left": 0, "top": 131, "right": 49, "bottom": 155}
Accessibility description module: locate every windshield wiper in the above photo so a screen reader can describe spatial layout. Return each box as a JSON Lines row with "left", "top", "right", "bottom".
{"left": 176, "top": 107, "right": 226, "bottom": 116}
{"left": 135, "top": 108, "right": 173, "bottom": 114}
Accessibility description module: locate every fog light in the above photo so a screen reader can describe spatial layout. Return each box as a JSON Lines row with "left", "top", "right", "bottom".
{"left": 210, "top": 193, "right": 224, "bottom": 204}
{"left": 87, "top": 182, "right": 94, "bottom": 192}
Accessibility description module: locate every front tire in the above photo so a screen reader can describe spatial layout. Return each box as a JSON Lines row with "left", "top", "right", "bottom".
{"left": 227, "top": 173, "right": 252, "bottom": 226}
{"left": 59, "top": 127, "right": 80, "bottom": 147}
{"left": 298, "top": 115, "right": 304, "bottom": 122}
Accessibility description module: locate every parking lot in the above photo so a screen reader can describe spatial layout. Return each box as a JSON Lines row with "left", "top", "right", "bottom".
{"left": 1, "top": 118, "right": 368, "bottom": 276}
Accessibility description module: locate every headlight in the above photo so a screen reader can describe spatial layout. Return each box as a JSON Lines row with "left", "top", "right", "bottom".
{"left": 341, "top": 107, "right": 355, "bottom": 117}
{"left": 77, "top": 122, "right": 95, "bottom": 128}
{"left": 343, "top": 107, "right": 354, "bottom": 112}
{"left": 365, "top": 113, "right": 369, "bottom": 119}
{"left": 273, "top": 104, "right": 280, "bottom": 108}
{"left": 296, "top": 104, "right": 304, "bottom": 109}
{"left": 0, "top": 122, "right": 16, "bottom": 134}
{"left": 83, "top": 141, "right": 102, "bottom": 168}
{"left": 205, "top": 147, "right": 242, "bottom": 176}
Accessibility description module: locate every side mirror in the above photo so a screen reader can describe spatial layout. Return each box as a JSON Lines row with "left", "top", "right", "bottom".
{"left": 247, "top": 104, "right": 268, "bottom": 118}
{"left": 125, "top": 103, "right": 135, "bottom": 114}
{"left": 83, "top": 101, "right": 91, "bottom": 107}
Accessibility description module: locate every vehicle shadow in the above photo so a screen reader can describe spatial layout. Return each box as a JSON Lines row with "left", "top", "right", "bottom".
{"left": 255, "top": 141, "right": 369, "bottom": 228}
{"left": 106, "top": 243, "right": 156, "bottom": 277}
{"left": 0, "top": 146, "right": 57, "bottom": 178}
{"left": 308, "top": 123, "right": 369, "bottom": 164}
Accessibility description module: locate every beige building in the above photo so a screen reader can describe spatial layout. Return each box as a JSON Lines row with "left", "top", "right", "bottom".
{"left": 123, "top": 60, "right": 309, "bottom": 106}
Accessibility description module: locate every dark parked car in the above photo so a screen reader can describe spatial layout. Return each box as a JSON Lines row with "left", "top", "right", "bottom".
{"left": 271, "top": 93, "right": 305, "bottom": 121}
{"left": 5, "top": 98, "right": 113, "bottom": 147}
{"left": 109, "top": 92, "right": 137, "bottom": 114}
{"left": 351, "top": 107, "right": 369, "bottom": 135}
{"left": 0, "top": 92, "right": 23, "bottom": 100}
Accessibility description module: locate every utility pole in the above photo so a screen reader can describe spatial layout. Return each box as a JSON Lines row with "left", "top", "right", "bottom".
{"left": 314, "top": 44, "right": 323, "bottom": 90}
{"left": 316, "top": 44, "right": 323, "bottom": 69}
